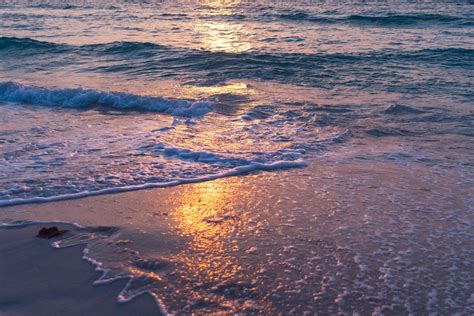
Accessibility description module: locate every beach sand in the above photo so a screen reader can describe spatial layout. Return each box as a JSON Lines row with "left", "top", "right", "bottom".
{"left": 0, "top": 160, "right": 472, "bottom": 314}
{"left": 0, "top": 223, "right": 160, "bottom": 316}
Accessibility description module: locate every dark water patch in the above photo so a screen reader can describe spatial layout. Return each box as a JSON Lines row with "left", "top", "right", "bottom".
{"left": 0, "top": 12, "right": 51, "bottom": 19}
{"left": 86, "top": 41, "right": 168, "bottom": 57}
{"left": 306, "top": 104, "right": 354, "bottom": 114}
{"left": 159, "top": 12, "right": 188, "bottom": 19}
{"left": 365, "top": 128, "right": 421, "bottom": 137}
{"left": 382, "top": 104, "right": 426, "bottom": 115}
{"left": 398, "top": 48, "right": 474, "bottom": 66}
{"left": 270, "top": 11, "right": 471, "bottom": 27}
{"left": 347, "top": 13, "right": 466, "bottom": 26}
{"left": 0, "top": 36, "right": 65, "bottom": 51}
{"left": 2, "top": 37, "right": 472, "bottom": 69}
{"left": 209, "top": 93, "right": 252, "bottom": 116}
{"left": 242, "top": 105, "right": 275, "bottom": 120}
{"left": 26, "top": 3, "right": 99, "bottom": 10}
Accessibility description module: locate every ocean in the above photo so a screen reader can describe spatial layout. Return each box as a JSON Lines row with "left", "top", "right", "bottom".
{"left": 0, "top": 0, "right": 473, "bottom": 314}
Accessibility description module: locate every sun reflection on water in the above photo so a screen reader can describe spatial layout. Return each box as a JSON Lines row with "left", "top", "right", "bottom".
{"left": 192, "top": 0, "right": 251, "bottom": 53}
{"left": 194, "top": 21, "right": 252, "bottom": 53}
{"left": 191, "top": 82, "right": 251, "bottom": 95}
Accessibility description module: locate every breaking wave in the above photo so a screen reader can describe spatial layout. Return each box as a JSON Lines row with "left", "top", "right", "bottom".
{"left": 0, "top": 81, "right": 212, "bottom": 117}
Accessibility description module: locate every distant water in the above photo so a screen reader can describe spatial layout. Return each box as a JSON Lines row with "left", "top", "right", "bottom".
{"left": 0, "top": 0, "right": 473, "bottom": 204}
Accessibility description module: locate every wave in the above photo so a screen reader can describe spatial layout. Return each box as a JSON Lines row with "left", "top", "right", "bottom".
{"left": 2, "top": 36, "right": 471, "bottom": 64}
{"left": 272, "top": 12, "right": 470, "bottom": 26}
{"left": 86, "top": 40, "right": 170, "bottom": 55}
{"left": 382, "top": 104, "right": 426, "bottom": 115}
{"left": 0, "top": 36, "right": 64, "bottom": 51}
{"left": 347, "top": 13, "right": 466, "bottom": 25}
{"left": 365, "top": 127, "right": 420, "bottom": 137}
{"left": 141, "top": 143, "right": 254, "bottom": 166}
{"left": 0, "top": 159, "right": 306, "bottom": 207}
{"left": 0, "top": 82, "right": 212, "bottom": 117}
{"left": 197, "top": 10, "right": 471, "bottom": 27}
{"left": 1, "top": 38, "right": 472, "bottom": 90}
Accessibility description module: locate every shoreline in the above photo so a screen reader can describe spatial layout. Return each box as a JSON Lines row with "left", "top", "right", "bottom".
{"left": 0, "top": 223, "right": 161, "bottom": 316}
{"left": 1, "top": 160, "right": 472, "bottom": 314}
{"left": 0, "top": 160, "right": 307, "bottom": 208}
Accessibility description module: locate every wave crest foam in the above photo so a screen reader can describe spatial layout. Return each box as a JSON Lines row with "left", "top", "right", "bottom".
{"left": 0, "top": 82, "right": 212, "bottom": 117}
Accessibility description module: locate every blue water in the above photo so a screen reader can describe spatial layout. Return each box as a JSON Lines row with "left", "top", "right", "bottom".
{"left": 0, "top": 0, "right": 473, "bottom": 204}
{"left": 1, "top": 0, "right": 473, "bottom": 204}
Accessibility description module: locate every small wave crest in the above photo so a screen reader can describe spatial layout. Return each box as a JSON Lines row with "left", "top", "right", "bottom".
{"left": 1, "top": 37, "right": 472, "bottom": 77}
{"left": 0, "top": 159, "right": 306, "bottom": 207}
{"left": 346, "top": 13, "right": 466, "bottom": 25}
{"left": 0, "top": 36, "right": 170, "bottom": 55}
{"left": 382, "top": 104, "right": 426, "bottom": 115}
{"left": 0, "top": 36, "right": 64, "bottom": 51}
{"left": 273, "top": 12, "right": 470, "bottom": 26}
{"left": 0, "top": 81, "right": 212, "bottom": 117}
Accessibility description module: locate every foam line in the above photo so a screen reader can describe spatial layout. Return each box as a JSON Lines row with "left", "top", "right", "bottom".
{"left": 0, "top": 160, "right": 307, "bottom": 207}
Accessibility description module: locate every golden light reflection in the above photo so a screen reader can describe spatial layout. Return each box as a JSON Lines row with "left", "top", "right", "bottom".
{"left": 170, "top": 179, "right": 245, "bottom": 283}
{"left": 155, "top": 79, "right": 284, "bottom": 155}
{"left": 194, "top": 21, "right": 252, "bottom": 53}
{"left": 128, "top": 267, "right": 163, "bottom": 282}
{"left": 193, "top": 0, "right": 251, "bottom": 53}
{"left": 204, "top": 0, "right": 241, "bottom": 9}
{"left": 191, "top": 82, "right": 251, "bottom": 95}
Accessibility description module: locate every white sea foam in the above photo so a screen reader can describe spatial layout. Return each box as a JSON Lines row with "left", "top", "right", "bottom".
{"left": 0, "top": 159, "right": 307, "bottom": 207}
{"left": 0, "top": 81, "right": 212, "bottom": 117}
{"left": 143, "top": 143, "right": 258, "bottom": 166}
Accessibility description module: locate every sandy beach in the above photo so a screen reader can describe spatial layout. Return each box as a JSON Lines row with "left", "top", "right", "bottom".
{"left": 0, "top": 223, "right": 160, "bottom": 316}
{"left": 1, "top": 160, "right": 472, "bottom": 314}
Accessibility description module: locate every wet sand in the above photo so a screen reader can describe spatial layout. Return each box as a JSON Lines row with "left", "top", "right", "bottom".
{"left": 1, "top": 160, "right": 473, "bottom": 314}
{"left": 0, "top": 224, "right": 160, "bottom": 316}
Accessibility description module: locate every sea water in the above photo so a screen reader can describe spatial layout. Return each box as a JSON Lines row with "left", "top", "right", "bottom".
{"left": 1, "top": 0, "right": 472, "bottom": 204}
{"left": 0, "top": 0, "right": 473, "bottom": 314}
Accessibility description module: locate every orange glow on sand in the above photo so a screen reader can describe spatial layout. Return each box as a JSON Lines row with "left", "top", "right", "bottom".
{"left": 170, "top": 180, "right": 246, "bottom": 283}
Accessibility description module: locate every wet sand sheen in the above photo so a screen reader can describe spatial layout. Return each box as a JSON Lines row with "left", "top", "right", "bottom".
{"left": 0, "top": 224, "right": 160, "bottom": 315}
{"left": 1, "top": 160, "right": 472, "bottom": 314}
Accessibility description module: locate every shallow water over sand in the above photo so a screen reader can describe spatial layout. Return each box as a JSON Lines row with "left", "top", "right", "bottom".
{"left": 2, "top": 160, "right": 473, "bottom": 314}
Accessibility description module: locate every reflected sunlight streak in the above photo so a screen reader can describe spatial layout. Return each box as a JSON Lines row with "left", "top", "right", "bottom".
{"left": 170, "top": 180, "right": 245, "bottom": 283}
{"left": 193, "top": 1, "right": 251, "bottom": 53}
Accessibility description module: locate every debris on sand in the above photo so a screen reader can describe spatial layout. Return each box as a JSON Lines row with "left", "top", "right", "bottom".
{"left": 36, "top": 227, "right": 68, "bottom": 239}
